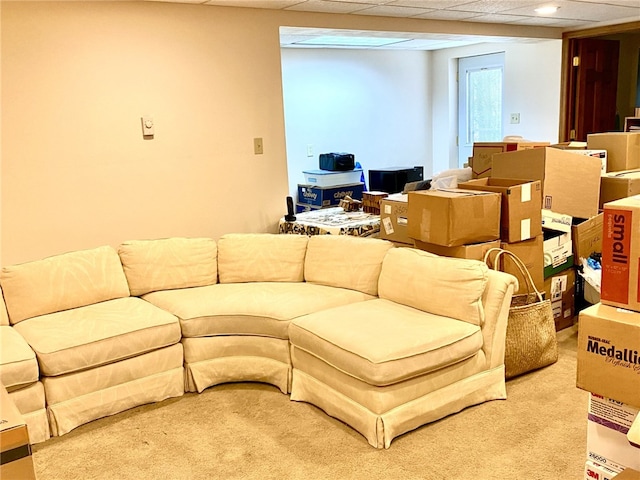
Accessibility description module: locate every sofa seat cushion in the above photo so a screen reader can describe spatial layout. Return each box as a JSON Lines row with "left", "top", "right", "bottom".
{"left": 13, "top": 297, "right": 181, "bottom": 377}
{"left": 289, "top": 299, "right": 483, "bottom": 387}
{"left": 143, "top": 282, "right": 375, "bottom": 339}
{"left": 0, "top": 325, "right": 39, "bottom": 390}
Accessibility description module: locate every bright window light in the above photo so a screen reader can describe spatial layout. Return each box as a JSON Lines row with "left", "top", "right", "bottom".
{"left": 534, "top": 6, "right": 559, "bottom": 15}
{"left": 294, "top": 36, "right": 409, "bottom": 47}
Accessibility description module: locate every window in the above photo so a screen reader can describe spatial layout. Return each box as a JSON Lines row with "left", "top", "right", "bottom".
{"left": 458, "top": 52, "right": 505, "bottom": 167}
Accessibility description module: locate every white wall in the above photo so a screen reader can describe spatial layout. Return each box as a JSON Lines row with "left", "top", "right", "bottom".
{"left": 431, "top": 40, "right": 563, "bottom": 173}
{"left": 1, "top": 2, "right": 289, "bottom": 264}
{"left": 281, "top": 48, "right": 431, "bottom": 196}
{"left": 281, "top": 39, "right": 563, "bottom": 188}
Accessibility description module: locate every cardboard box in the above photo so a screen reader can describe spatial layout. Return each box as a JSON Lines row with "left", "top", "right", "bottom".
{"left": 577, "top": 303, "right": 640, "bottom": 409}
{"left": 491, "top": 146, "right": 602, "bottom": 219}
{"left": 544, "top": 230, "right": 573, "bottom": 278}
{"left": 0, "top": 386, "right": 36, "bottom": 480}
{"left": 407, "top": 189, "right": 501, "bottom": 247}
{"left": 380, "top": 194, "right": 411, "bottom": 244}
{"left": 587, "top": 133, "right": 640, "bottom": 172}
{"left": 601, "top": 196, "right": 640, "bottom": 311}
{"left": 543, "top": 266, "right": 576, "bottom": 330}
{"left": 499, "top": 235, "right": 544, "bottom": 295}
{"left": 413, "top": 239, "right": 500, "bottom": 261}
{"left": 600, "top": 170, "right": 640, "bottom": 209}
{"left": 613, "top": 470, "right": 640, "bottom": 480}
{"left": 573, "top": 214, "right": 604, "bottom": 265}
{"left": 587, "top": 394, "right": 640, "bottom": 472}
{"left": 457, "top": 178, "right": 542, "bottom": 243}
{"left": 470, "top": 141, "right": 549, "bottom": 178}
{"left": 585, "top": 460, "right": 621, "bottom": 480}
{"left": 297, "top": 183, "right": 364, "bottom": 208}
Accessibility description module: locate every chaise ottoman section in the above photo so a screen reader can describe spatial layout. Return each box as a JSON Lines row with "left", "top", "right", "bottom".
{"left": 290, "top": 247, "right": 517, "bottom": 448}
{"left": 290, "top": 299, "right": 484, "bottom": 388}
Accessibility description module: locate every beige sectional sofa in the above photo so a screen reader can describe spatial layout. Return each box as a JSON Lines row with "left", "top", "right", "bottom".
{"left": 0, "top": 233, "right": 517, "bottom": 448}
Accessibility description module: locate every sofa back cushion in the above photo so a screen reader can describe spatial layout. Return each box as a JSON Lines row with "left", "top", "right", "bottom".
{"left": 217, "top": 234, "right": 308, "bottom": 283}
{"left": 118, "top": 237, "right": 218, "bottom": 296}
{"left": 304, "top": 236, "right": 393, "bottom": 296}
{"left": 0, "top": 246, "right": 130, "bottom": 324}
{"left": 378, "top": 247, "right": 488, "bottom": 325}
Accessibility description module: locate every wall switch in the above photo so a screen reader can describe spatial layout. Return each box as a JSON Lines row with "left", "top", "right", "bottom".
{"left": 510, "top": 113, "right": 520, "bottom": 124}
{"left": 254, "top": 137, "right": 264, "bottom": 155}
{"left": 141, "top": 116, "right": 154, "bottom": 136}
{"left": 307, "top": 144, "right": 314, "bottom": 157}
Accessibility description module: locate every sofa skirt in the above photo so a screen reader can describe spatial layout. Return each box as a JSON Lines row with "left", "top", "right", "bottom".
{"left": 8, "top": 381, "right": 50, "bottom": 444}
{"left": 290, "top": 366, "right": 506, "bottom": 449}
{"left": 183, "top": 335, "right": 291, "bottom": 394}
{"left": 45, "top": 344, "right": 185, "bottom": 436}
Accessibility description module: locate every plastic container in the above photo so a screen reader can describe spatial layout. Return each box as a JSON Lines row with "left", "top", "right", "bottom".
{"left": 303, "top": 169, "right": 362, "bottom": 187}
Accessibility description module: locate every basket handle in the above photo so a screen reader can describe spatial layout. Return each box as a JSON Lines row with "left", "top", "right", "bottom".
{"left": 483, "top": 247, "right": 544, "bottom": 302}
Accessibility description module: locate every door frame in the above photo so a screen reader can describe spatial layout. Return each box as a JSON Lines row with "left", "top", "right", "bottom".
{"left": 559, "top": 21, "right": 640, "bottom": 142}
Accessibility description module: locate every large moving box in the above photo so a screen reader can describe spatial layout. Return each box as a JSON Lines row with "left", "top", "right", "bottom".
{"left": 0, "top": 386, "right": 36, "bottom": 480}
{"left": 379, "top": 194, "right": 411, "bottom": 245}
{"left": 413, "top": 239, "right": 500, "bottom": 261}
{"left": 600, "top": 170, "right": 640, "bottom": 208}
{"left": 491, "top": 147, "right": 602, "bottom": 219}
{"left": 470, "top": 141, "right": 548, "bottom": 178}
{"left": 407, "top": 189, "right": 501, "bottom": 247}
{"left": 577, "top": 303, "right": 640, "bottom": 409}
{"left": 587, "top": 132, "right": 640, "bottom": 172}
{"left": 457, "top": 178, "right": 542, "bottom": 243}
{"left": 601, "top": 196, "right": 640, "bottom": 312}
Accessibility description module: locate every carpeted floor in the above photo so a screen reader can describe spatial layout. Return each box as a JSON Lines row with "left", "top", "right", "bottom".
{"left": 32, "top": 326, "right": 588, "bottom": 480}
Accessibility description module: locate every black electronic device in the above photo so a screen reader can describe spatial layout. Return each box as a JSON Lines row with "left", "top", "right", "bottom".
{"left": 285, "top": 196, "right": 296, "bottom": 222}
{"left": 368, "top": 166, "right": 424, "bottom": 194}
{"left": 319, "top": 153, "right": 355, "bottom": 171}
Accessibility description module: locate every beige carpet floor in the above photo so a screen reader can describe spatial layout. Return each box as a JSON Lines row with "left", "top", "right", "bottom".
{"left": 32, "top": 326, "right": 588, "bottom": 480}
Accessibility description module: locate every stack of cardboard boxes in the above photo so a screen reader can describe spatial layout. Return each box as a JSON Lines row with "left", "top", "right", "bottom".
{"left": 576, "top": 194, "right": 640, "bottom": 478}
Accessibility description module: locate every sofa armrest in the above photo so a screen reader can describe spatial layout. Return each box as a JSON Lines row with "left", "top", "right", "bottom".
{"left": 481, "top": 269, "right": 517, "bottom": 369}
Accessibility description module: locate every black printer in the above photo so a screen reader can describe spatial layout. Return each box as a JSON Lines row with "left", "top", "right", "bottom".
{"left": 319, "top": 153, "right": 355, "bottom": 171}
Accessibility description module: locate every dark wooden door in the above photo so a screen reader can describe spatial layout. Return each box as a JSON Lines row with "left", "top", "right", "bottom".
{"left": 567, "top": 38, "right": 619, "bottom": 141}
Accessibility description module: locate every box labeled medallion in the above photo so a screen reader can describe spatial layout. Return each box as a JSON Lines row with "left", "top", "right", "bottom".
{"left": 577, "top": 303, "right": 640, "bottom": 409}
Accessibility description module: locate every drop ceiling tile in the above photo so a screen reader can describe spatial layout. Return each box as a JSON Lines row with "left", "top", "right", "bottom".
{"left": 445, "top": 0, "right": 543, "bottom": 14}
{"left": 353, "top": 4, "right": 434, "bottom": 16}
{"left": 204, "top": 0, "right": 300, "bottom": 7}
{"left": 387, "top": 0, "right": 475, "bottom": 7}
{"left": 468, "top": 13, "right": 528, "bottom": 23}
{"left": 576, "top": 0, "right": 640, "bottom": 5}
{"left": 284, "top": 0, "right": 371, "bottom": 13}
{"left": 412, "top": 9, "right": 482, "bottom": 20}
{"left": 506, "top": 0, "right": 639, "bottom": 22}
